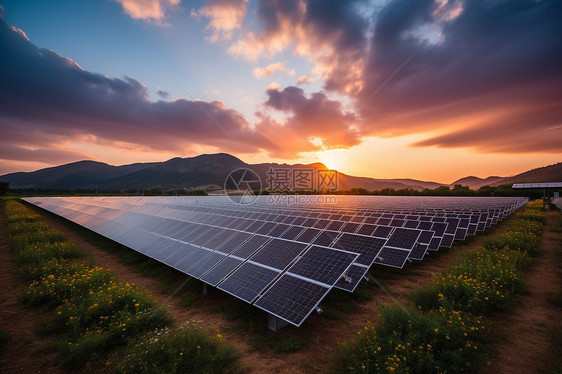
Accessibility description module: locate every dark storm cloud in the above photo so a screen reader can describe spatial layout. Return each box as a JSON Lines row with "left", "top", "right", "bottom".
{"left": 0, "top": 15, "right": 276, "bottom": 163}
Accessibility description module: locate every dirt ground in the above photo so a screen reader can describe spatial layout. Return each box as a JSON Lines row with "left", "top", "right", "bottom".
{"left": 1, "top": 202, "right": 560, "bottom": 373}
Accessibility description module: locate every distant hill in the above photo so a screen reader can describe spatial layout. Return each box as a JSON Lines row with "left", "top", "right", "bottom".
{"left": 449, "top": 176, "right": 505, "bottom": 189}
{"left": 489, "top": 162, "right": 562, "bottom": 186}
{"left": 0, "top": 153, "right": 446, "bottom": 191}
{"left": 1, "top": 154, "right": 560, "bottom": 192}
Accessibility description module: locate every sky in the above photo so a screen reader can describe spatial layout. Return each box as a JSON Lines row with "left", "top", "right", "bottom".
{"left": 0, "top": 0, "right": 561, "bottom": 184}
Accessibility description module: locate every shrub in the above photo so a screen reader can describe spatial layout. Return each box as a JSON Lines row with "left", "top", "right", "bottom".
{"left": 483, "top": 231, "right": 539, "bottom": 256}
{"left": 19, "top": 267, "right": 115, "bottom": 308}
{"left": 16, "top": 241, "right": 82, "bottom": 265}
{"left": 411, "top": 250, "right": 530, "bottom": 314}
{"left": 340, "top": 306, "right": 488, "bottom": 373}
{"left": 7, "top": 221, "right": 50, "bottom": 236}
{"left": 507, "top": 218, "right": 543, "bottom": 236}
{"left": 516, "top": 212, "right": 546, "bottom": 223}
{"left": 10, "top": 230, "right": 67, "bottom": 252}
{"left": 53, "top": 282, "right": 171, "bottom": 336}
{"left": 19, "top": 258, "right": 90, "bottom": 281}
{"left": 114, "top": 323, "right": 241, "bottom": 374}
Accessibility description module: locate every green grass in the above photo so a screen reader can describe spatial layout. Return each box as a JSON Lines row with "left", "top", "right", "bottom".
{"left": 411, "top": 249, "right": 531, "bottom": 314}
{"left": 339, "top": 306, "right": 489, "bottom": 373}
{"left": 114, "top": 323, "right": 241, "bottom": 374}
{"left": 16, "top": 241, "right": 83, "bottom": 266}
{"left": 483, "top": 231, "right": 540, "bottom": 257}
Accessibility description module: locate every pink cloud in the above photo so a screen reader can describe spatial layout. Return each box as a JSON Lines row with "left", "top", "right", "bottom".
{"left": 253, "top": 62, "right": 295, "bottom": 79}
{"left": 191, "top": 0, "right": 247, "bottom": 42}
{"left": 113, "top": 0, "right": 180, "bottom": 24}
{"left": 297, "top": 75, "right": 313, "bottom": 85}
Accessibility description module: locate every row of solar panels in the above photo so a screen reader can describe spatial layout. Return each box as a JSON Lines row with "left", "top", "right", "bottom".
{"left": 23, "top": 196, "right": 527, "bottom": 327}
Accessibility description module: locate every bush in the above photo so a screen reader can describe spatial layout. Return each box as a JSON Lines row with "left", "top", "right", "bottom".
{"left": 411, "top": 250, "right": 531, "bottom": 314}
{"left": 483, "top": 231, "right": 540, "bottom": 256}
{"left": 16, "top": 241, "right": 82, "bottom": 265}
{"left": 10, "top": 229, "right": 67, "bottom": 252}
{"left": 53, "top": 282, "right": 171, "bottom": 337}
{"left": 19, "top": 258, "right": 90, "bottom": 281}
{"left": 516, "top": 212, "right": 546, "bottom": 223}
{"left": 507, "top": 218, "right": 543, "bottom": 236}
{"left": 340, "top": 306, "right": 488, "bottom": 373}
{"left": 19, "top": 266, "right": 115, "bottom": 308}
{"left": 7, "top": 221, "right": 50, "bottom": 236}
{"left": 114, "top": 323, "right": 241, "bottom": 374}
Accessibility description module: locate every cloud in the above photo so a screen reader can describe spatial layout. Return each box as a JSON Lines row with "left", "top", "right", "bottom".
{"left": 210, "top": 0, "right": 562, "bottom": 154}
{"left": 191, "top": 0, "right": 248, "bottom": 41}
{"left": 0, "top": 16, "right": 279, "bottom": 165}
{"left": 255, "top": 86, "right": 361, "bottom": 157}
{"left": 354, "top": 0, "right": 562, "bottom": 153}
{"left": 227, "top": 0, "right": 370, "bottom": 95}
{"left": 156, "top": 86, "right": 169, "bottom": 99}
{"left": 253, "top": 62, "right": 295, "bottom": 79}
{"left": 296, "top": 75, "right": 313, "bottom": 85}
{"left": 113, "top": 0, "right": 180, "bottom": 25}
{"left": 0, "top": 143, "right": 91, "bottom": 165}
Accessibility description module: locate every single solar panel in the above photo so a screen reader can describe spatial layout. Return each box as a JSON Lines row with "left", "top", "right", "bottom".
{"left": 254, "top": 275, "right": 329, "bottom": 326}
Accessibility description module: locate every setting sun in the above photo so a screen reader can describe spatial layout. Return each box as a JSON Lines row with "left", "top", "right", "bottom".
{"left": 317, "top": 149, "right": 347, "bottom": 171}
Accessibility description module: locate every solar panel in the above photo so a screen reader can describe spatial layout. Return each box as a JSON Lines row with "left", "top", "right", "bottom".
{"left": 332, "top": 233, "right": 386, "bottom": 266}
{"left": 254, "top": 275, "right": 328, "bottom": 326}
{"left": 24, "top": 195, "right": 527, "bottom": 330}
{"left": 386, "top": 228, "right": 421, "bottom": 250}
{"left": 334, "top": 264, "right": 369, "bottom": 292}
{"left": 200, "top": 257, "right": 243, "bottom": 286}
{"left": 286, "top": 245, "right": 358, "bottom": 285}
{"left": 295, "top": 228, "right": 322, "bottom": 243}
{"left": 311, "top": 230, "right": 339, "bottom": 247}
{"left": 218, "top": 262, "right": 280, "bottom": 303}
{"left": 249, "top": 239, "right": 308, "bottom": 270}
{"left": 408, "top": 243, "right": 428, "bottom": 260}
{"left": 374, "top": 247, "right": 411, "bottom": 268}
{"left": 373, "top": 225, "right": 393, "bottom": 238}
{"left": 279, "top": 226, "right": 305, "bottom": 240}
{"left": 231, "top": 235, "right": 271, "bottom": 259}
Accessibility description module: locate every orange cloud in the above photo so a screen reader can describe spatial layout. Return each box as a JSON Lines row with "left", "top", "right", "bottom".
{"left": 113, "top": 0, "right": 180, "bottom": 24}
{"left": 253, "top": 62, "right": 295, "bottom": 79}
{"left": 255, "top": 86, "right": 361, "bottom": 158}
{"left": 191, "top": 0, "right": 248, "bottom": 42}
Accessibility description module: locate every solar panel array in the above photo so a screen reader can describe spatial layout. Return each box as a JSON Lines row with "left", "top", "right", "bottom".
{"left": 23, "top": 195, "right": 527, "bottom": 327}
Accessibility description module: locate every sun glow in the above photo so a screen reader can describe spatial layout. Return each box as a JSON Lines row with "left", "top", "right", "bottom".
{"left": 318, "top": 150, "right": 346, "bottom": 171}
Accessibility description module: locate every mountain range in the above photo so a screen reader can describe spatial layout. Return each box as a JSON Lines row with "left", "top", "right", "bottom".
{"left": 1, "top": 153, "right": 561, "bottom": 191}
